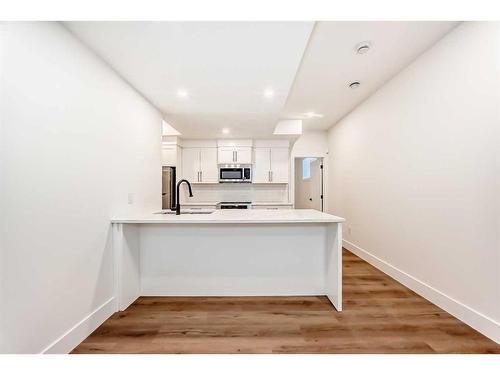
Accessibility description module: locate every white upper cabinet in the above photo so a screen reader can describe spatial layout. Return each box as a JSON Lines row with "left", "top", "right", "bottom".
{"left": 218, "top": 147, "right": 235, "bottom": 164}
{"left": 199, "top": 147, "right": 218, "bottom": 183}
{"left": 181, "top": 148, "right": 201, "bottom": 182}
{"left": 181, "top": 147, "right": 218, "bottom": 183}
{"left": 235, "top": 147, "right": 252, "bottom": 164}
{"left": 217, "top": 140, "right": 253, "bottom": 164}
{"left": 161, "top": 136, "right": 181, "bottom": 167}
{"left": 253, "top": 148, "right": 271, "bottom": 183}
{"left": 180, "top": 139, "right": 288, "bottom": 184}
{"left": 161, "top": 145, "right": 177, "bottom": 166}
{"left": 269, "top": 147, "right": 289, "bottom": 183}
{"left": 253, "top": 145, "right": 289, "bottom": 184}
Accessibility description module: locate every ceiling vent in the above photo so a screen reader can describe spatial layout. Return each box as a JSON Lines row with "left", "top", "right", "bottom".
{"left": 355, "top": 41, "right": 371, "bottom": 54}
{"left": 349, "top": 81, "right": 361, "bottom": 89}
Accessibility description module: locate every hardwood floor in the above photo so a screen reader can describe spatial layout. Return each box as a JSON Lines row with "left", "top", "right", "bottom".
{"left": 72, "top": 249, "right": 500, "bottom": 354}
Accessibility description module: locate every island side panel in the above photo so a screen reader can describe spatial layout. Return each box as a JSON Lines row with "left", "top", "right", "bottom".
{"left": 325, "top": 222, "right": 342, "bottom": 311}
{"left": 113, "top": 223, "right": 141, "bottom": 311}
{"left": 139, "top": 223, "right": 328, "bottom": 297}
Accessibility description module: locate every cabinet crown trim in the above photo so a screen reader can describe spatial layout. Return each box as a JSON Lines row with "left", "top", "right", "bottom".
{"left": 217, "top": 139, "right": 253, "bottom": 147}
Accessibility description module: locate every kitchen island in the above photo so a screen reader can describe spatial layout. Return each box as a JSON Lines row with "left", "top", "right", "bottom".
{"left": 111, "top": 209, "right": 345, "bottom": 312}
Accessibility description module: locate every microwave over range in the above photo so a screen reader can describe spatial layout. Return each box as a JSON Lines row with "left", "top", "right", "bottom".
{"left": 218, "top": 165, "right": 252, "bottom": 183}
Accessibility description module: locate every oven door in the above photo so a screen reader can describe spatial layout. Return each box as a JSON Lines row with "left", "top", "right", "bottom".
{"left": 219, "top": 168, "right": 243, "bottom": 182}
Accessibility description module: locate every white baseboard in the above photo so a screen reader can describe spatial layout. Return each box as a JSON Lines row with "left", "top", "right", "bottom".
{"left": 41, "top": 297, "right": 116, "bottom": 354}
{"left": 343, "top": 240, "right": 500, "bottom": 344}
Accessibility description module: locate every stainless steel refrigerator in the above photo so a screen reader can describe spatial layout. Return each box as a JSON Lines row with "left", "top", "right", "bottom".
{"left": 162, "top": 166, "right": 176, "bottom": 210}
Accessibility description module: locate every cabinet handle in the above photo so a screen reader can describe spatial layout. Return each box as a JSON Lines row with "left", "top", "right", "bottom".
{"left": 270, "top": 171, "right": 273, "bottom": 182}
{"left": 200, "top": 171, "right": 203, "bottom": 182}
{"left": 268, "top": 171, "right": 271, "bottom": 182}
{"left": 197, "top": 171, "right": 201, "bottom": 182}
{"left": 235, "top": 150, "right": 238, "bottom": 162}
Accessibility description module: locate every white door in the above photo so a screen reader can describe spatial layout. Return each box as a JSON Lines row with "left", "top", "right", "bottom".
{"left": 270, "top": 148, "right": 289, "bottom": 183}
{"left": 199, "top": 147, "right": 218, "bottom": 183}
{"left": 253, "top": 148, "right": 271, "bottom": 183}
{"left": 294, "top": 157, "right": 323, "bottom": 211}
{"left": 182, "top": 148, "right": 200, "bottom": 182}
{"left": 235, "top": 147, "right": 252, "bottom": 164}
{"left": 218, "top": 147, "right": 235, "bottom": 164}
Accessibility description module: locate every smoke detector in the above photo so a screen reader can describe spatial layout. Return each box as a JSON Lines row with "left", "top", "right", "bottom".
{"left": 355, "top": 41, "right": 371, "bottom": 54}
{"left": 349, "top": 81, "right": 361, "bottom": 89}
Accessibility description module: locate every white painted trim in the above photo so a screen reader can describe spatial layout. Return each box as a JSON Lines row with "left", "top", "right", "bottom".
{"left": 343, "top": 240, "right": 500, "bottom": 344}
{"left": 41, "top": 297, "right": 116, "bottom": 354}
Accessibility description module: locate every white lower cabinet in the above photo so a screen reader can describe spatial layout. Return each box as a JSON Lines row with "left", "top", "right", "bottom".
{"left": 181, "top": 147, "right": 218, "bottom": 183}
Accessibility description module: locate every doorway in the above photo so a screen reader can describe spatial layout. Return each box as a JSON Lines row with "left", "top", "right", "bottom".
{"left": 294, "top": 157, "right": 324, "bottom": 211}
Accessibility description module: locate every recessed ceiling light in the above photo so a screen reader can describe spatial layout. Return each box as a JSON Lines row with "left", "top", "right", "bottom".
{"left": 304, "top": 112, "right": 324, "bottom": 118}
{"left": 263, "top": 89, "right": 275, "bottom": 99}
{"left": 355, "top": 41, "right": 371, "bottom": 54}
{"left": 222, "top": 128, "right": 230, "bottom": 134}
{"left": 349, "top": 81, "right": 361, "bottom": 89}
{"left": 176, "top": 89, "right": 189, "bottom": 98}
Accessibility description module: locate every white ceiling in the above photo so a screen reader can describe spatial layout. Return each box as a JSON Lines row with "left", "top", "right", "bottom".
{"left": 64, "top": 21, "right": 314, "bottom": 138}
{"left": 64, "top": 21, "right": 458, "bottom": 138}
{"left": 284, "top": 21, "right": 459, "bottom": 130}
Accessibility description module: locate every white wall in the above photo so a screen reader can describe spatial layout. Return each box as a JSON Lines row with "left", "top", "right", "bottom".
{"left": 291, "top": 130, "right": 329, "bottom": 158}
{"left": 0, "top": 22, "right": 162, "bottom": 353}
{"left": 327, "top": 22, "right": 500, "bottom": 342}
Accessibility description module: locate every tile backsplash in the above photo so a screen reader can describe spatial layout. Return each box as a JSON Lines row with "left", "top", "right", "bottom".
{"left": 179, "top": 183, "right": 289, "bottom": 203}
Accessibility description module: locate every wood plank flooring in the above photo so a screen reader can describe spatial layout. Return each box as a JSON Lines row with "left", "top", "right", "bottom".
{"left": 72, "top": 249, "right": 500, "bottom": 354}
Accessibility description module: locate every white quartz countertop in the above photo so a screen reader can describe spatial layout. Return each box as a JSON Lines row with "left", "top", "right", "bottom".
{"left": 180, "top": 201, "right": 293, "bottom": 206}
{"left": 111, "top": 209, "right": 345, "bottom": 224}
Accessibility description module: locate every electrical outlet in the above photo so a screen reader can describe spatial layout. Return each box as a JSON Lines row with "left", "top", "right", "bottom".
{"left": 127, "top": 193, "right": 134, "bottom": 205}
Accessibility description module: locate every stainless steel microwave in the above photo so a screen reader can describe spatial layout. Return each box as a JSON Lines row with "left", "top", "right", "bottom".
{"left": 218, "top": 165, "right": 252, "bottom": 183}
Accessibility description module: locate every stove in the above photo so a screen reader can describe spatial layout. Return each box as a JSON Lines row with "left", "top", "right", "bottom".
{"left": 216, "top": 201, "right": 252, "bottom": 209}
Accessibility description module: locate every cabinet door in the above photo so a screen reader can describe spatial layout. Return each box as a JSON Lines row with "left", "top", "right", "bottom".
{"left": 235, "top": 147, "right": 252, "bottom": 164}
{"left": 199, "top": 147, "right": 218, "bottom": 183}
{"left": 181, "top": 148, "right": 200, "bottom": 182}
{"left": 161, "top": 145, "right": 177, "bottom": 166}
{"left": 253, "top": 148, "right": 271, "bottom": 183}
{"left": 270, "top": 148, "right": 289, "bottom": 183}
{"left": 218, "top": 147, "right": 235, "bottom": 164}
